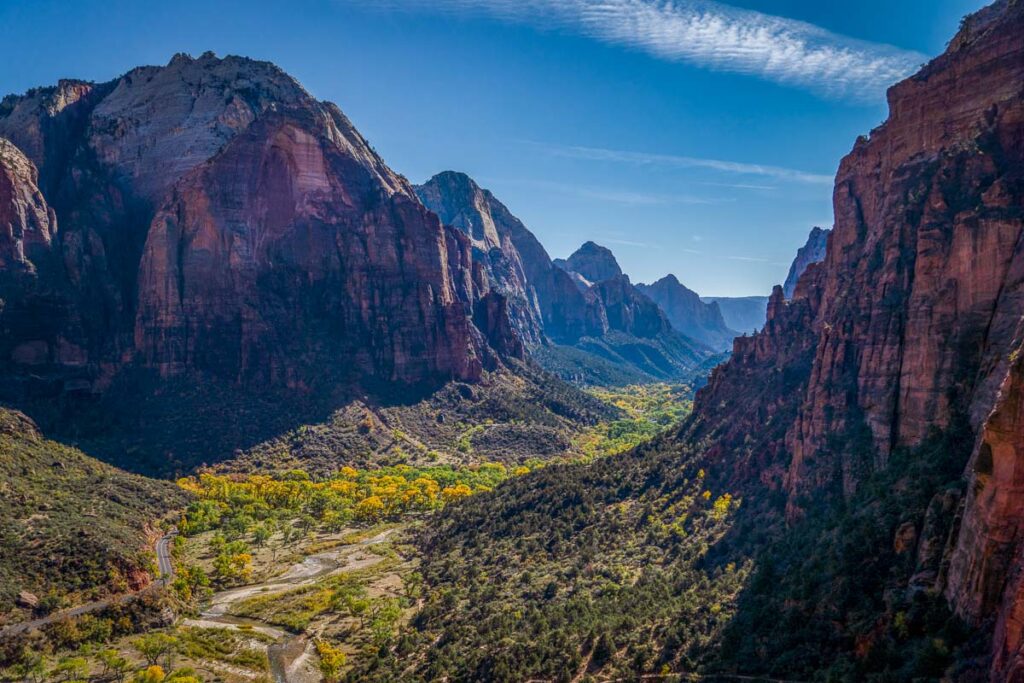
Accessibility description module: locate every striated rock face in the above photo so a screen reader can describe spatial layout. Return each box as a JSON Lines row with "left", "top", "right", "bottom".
{"left": 417, "top": 173, "right": 618, "bottom": 346}
{"left": 782, "top": 226, "right": 830, "bottom": 300}
{"left": 784, "top": 0, "right": 1024, "bottom": 492}
{"left": 590, "top": 274, "right": 671, "bottom": 339}
{"left": 0, "top": 138, "right": 55, "bottom": 273}
{"left": 638, "top": 275, "right": 737, "bottom": 350}
{"left": 556, "top": 241, "right": 622, "bottom": 285}
{"left": 415, "top": 171, "right": 544, "bottom": 346}
{"left": 135, "top": 106, "right": 487, "bottom": 387}
{"left": 686, "top": 2, "right": 1024, "bottom": 676}
{"left": 947, "top": 343, "right": 1024, "bottom": 677}
{"left": 0, "top": 53, "right": 517, "bottom": 404}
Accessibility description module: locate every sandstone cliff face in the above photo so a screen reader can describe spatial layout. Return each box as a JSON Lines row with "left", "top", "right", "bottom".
{"left": 135, "top": 107, "right": 486, "bottom": 388}
{"left": 785, "top": 0, "right": 1024, "bottom": 495}
{"left": 415, "top": 172, "right": 543, "bottom": 347}
{"left": 589, "top": 274, "right": 671, "bottom": 339}
{"left": 0, "top": 138, "right": 54, "bottom": 273}
{"left": 416, "top": 172, "right": 603, "bottom": 345}
{"left": 638, "top": 275, "right": 737, "bottom": 351}
{"left": 686, "top": 1, "right": 1024, "bottom": 676}
{"left": 415, "top": 177, "right": 712, "bottom": 383}
{"left": 782, "top": 226, "right": 829, "bottom": 300}
{"left": 0, "top": 53, "right": 515, "bottom": 401}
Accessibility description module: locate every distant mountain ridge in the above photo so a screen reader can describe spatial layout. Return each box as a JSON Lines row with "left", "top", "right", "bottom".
{"left": 782, "top": 226, "right": 830, "bottom": 299}
{"left": 701, "top": 295, "right": 769, "bottom": 334}
{"left": 637, "top": 275, "right": 736, "bottom": 350}
{"left": 417, "top": 172, "right": 717, "bottom": 384}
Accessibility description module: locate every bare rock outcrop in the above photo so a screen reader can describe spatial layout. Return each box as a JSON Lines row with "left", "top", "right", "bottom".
{"left": 0, "top": 138, "right": 55, "bottom": 272}
{"left": 638, "top": 274, "right": 737, "bottom": 351}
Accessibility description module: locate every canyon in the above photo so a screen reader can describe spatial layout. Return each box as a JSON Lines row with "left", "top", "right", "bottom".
{"left": 1, "top": 0, "right": 1022, "bottom": 681}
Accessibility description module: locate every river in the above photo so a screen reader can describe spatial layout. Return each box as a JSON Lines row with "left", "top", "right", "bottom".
{"left": 182, "top": 529, "right": 394, "bottom": 682}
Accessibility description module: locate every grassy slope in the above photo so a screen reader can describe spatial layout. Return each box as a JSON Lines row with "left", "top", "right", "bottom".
{"left": 0, "top": 408, "right": 188, "bottom": 618}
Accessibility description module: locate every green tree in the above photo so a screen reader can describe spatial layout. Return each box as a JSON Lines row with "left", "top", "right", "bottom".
{"left": 52, "top": 656, "right": 88, "bottom": 682}
{"left": 369, "top": 598, "right": 402, "bottom": 646}
{"left": 98, "top": 648, "right": 131, "bottom": 682}
{"left": 131, "top": 632, "right": 178, "bottom": 669}
{"left": 252, "top": 523, "right": 272, "bottom": 547}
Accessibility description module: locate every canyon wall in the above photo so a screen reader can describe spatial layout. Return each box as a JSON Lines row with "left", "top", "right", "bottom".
{"left": 0, "top": 53, "right": 516, "bottom": 401}
{"left": 687, "top": 1, "right": 1024, "bottom": 676}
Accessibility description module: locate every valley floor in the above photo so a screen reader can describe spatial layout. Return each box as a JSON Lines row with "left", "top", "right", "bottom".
{"left": 0, "top": 382, "right": 690, "bottom": 682}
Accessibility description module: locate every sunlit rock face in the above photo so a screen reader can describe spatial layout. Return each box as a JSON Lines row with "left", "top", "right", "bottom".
{"left": 0, "top": 138, "right": 54, "bottom": 272}
{"left": 0, "top": 53, "right": 517, "bottom": 398}
{"left": 416, "top": 171, "right": 544, "bottom": 347}
{"left": 782, "top": 226, "right": 829, "bottom": 300}
{"left": 685, "top": 3, "right": 1024, "bottom": 675}
{"left": 557, "top": 241, "right": 622, "bottom": 285}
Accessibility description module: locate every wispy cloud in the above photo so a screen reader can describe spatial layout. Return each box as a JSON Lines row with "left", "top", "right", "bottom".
{"left": 598, "top": 236, "right": 661, "bottom": 248}
{"left": 700, "top": 181, "right": 778, "bottom": 191}
{"left": 727, "top": 255, "right": 770, "bottom": 262}
{"left": 532, "top": 142, "right": 833, "bottom": 185}
{"left": 361, "top": 0, "right": 924, "bottom": 101}
{"left": 488, "top": 177, "right": 726, "bottom": 205}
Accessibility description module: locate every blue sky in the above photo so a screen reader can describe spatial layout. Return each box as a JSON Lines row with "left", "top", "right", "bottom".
{"left": 0, "top": 0, "right": 987, "bottom": 295}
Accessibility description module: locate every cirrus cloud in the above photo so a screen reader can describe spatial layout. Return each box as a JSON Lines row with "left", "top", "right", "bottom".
{"left": 357, "top": 0, "right": 924, "bottom": 102}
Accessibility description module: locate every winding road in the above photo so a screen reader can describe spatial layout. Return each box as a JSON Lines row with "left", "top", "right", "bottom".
{"left": 0, "top": 529, "right": 178, "bottom": 639}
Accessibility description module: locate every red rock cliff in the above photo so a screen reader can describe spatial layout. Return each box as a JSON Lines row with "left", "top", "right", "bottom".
{"left": 687, "top": 2, "right": 1024, "bottom": 675}
{"left": 0, "top": 53, "right": 515, "bottom": 398}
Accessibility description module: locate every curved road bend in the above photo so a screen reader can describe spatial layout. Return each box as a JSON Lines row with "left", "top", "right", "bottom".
{"left": 0, "top": 529, "right": 177, "bottom": 639}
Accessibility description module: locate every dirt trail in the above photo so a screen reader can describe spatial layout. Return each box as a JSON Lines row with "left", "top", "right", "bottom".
{"left": 183, "top": 529, "right": 394, "bottom": 683}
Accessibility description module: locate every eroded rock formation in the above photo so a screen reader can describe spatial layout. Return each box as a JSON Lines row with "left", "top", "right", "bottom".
{"left": 555, "top": 241, "right": 622, "bottom": 285}
{"left": 0, "top": 138, "right": 54, "bottom": 273}
{"left": 685, "top": 1, "right": 1024, "bottom": 676}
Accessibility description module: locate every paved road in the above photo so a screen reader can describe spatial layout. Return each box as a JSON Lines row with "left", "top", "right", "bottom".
{"left": 0, "top": 529, "right": 177, "bottom": 639}
{"left": 156, "top": 529, "right": 176, "bottom": 584}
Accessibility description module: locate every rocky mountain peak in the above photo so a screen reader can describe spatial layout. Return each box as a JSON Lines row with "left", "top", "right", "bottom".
{"left": 0, "top": 137, "right": 55, "bottom": 272}
{"left": 0, "top": 56, "right": 524, "bottom": 420}
{"left": 415, "top": 171, "right": 502, "bottom": 252}
{"left": 416, "top": 171, "right": 542, "bottom": 346}
{"left": 558, "top": 241, "right": 622, "bottom": 284}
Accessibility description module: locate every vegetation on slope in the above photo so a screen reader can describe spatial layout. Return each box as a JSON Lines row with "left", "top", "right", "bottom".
{"left": 348, "top": 436, "right": 744, "bottom": 682}
{"left": 344, "top": 417, "right": 985, "bottom": 682}
{"left": 52, "top": 363, "right": 616, "bottom": 478}
{"left": 535, "top": 332, "right": 725, "bottom": 387}
{"left": 0, "top": 408, "right": 187, "bottom": 620}
{"left": 1, "top": 382, "right": 694, "bottom": 681}
{"left": 715, "top": 420, "right": 985, "bottom": 681}
{"left": 210, "top": 365, "right": 620, "bottom": 478}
